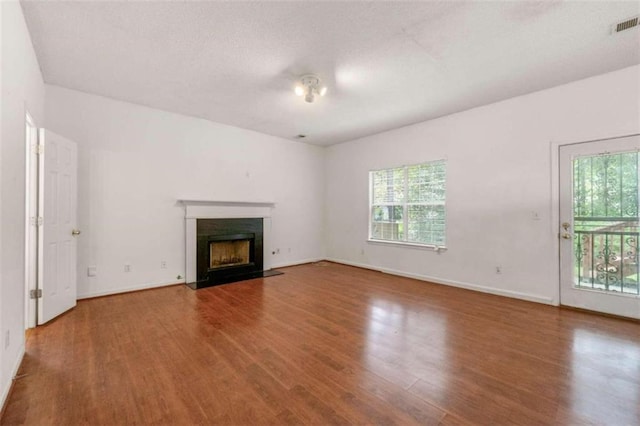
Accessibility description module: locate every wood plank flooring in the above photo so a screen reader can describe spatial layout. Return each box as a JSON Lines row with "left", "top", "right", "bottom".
{"left": 2, "top": 262, "right": 640, "bottom": 425}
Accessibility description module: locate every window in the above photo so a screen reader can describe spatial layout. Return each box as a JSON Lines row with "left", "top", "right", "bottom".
{"left": 369, "top": 161, "right": 446, "bottom": 246}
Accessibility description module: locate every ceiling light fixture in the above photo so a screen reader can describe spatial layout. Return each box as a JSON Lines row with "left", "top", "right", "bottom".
{"left": 294, "top": 74, "right": 327, "bottom": 103}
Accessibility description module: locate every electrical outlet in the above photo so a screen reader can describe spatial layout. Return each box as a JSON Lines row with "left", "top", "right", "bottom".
{"left": 124, "top": 264, "right": 131, "bottom": 273}
{"left": 4, "top": 330, "right": 9, "bottom": 349}
{"left": 161, "top": 261, "right": 167, "bottom": 269}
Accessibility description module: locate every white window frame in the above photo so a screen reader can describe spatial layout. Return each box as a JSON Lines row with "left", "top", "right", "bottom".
{"left": 368, "top": 160, "right": 447, "bottom": 250}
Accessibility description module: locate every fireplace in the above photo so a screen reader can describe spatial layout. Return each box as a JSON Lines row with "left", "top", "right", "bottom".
{"left": 195, "top": 218, "right": 262, "bottom": 287}
{"left": 181, "top": 199, "right": 282, "bottom": 289}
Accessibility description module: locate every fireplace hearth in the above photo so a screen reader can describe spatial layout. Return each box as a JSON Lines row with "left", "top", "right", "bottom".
{"left": 187, "top": 218, "right": 281, "bottom": 289}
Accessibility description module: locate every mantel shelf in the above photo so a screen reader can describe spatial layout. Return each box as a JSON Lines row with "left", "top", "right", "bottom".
{"left": 178, "top": 199, "right": 275, "bottom": 208}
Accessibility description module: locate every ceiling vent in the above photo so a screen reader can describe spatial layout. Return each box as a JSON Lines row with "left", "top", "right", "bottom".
{"left": 612, "top": 16, "right": 639, "bottom": 34}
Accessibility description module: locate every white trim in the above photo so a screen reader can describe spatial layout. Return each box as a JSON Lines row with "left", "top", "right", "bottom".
{"left": 24, "top": 111, "right": 38, "bottom": 329}
{"left": 368, "top": 158, "right": 448, "bottom": 172}
{"left": 550, "top": 139, "right": 562, "bottom": 306}
{"left": 1, "top": 345, "right": 25, "bottom": 412}
{"left": 78, "top": 260, "right": 324, "bottom": 298}
{"left": 185, "top": 219, "right": 197, "bottom": 283}
{"left": 183, "top": 206, "right": 273, "bottom": 220}
{"left": 271, "top": 257, "right": 324, "bottom": 269}
{"left": 570, "top": 286, "right": 640, "bottom": 300}
{"left": 179, "top": 199, "right": 275, "bottom": 219}
{"left": 77, "top": 256, "right": 558, "bottom": 305}
{"left": 326, "top": 257, "right": 555, "bottom": 305}
{"left": 367, "top": 239, "right": 447, "bottom": 252}
{"left": 178, "top": 199, "right": 275, "bottom": 207}
{"left": 77, "top": 279, "right": 183, "bottom": 300}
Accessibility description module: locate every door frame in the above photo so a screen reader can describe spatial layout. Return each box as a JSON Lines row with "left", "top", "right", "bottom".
{"left": 24, "top": 112, "right": 39, "bottom": 328}
{"left": 550, "top": 132, "right": 640, "bottom": 309}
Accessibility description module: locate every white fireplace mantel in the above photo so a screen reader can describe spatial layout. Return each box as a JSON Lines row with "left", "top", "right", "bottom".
{"left": 178, "top": 199, "right": 275, "bottom": 219}
{"left": 179, "top": 199, "right": 275, "bottom": 284}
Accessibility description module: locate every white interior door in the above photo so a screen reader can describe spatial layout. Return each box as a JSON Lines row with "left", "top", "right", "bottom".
{"left": 559, "top": 134, "right": 640, "bottom": 319}
{"left": 38, "top": 129, "right": 79, "bottom": 324}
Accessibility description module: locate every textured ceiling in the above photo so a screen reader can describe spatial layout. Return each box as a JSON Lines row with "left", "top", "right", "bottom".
{"left": 22, "top": 1, "right": 640, "bottom": 146}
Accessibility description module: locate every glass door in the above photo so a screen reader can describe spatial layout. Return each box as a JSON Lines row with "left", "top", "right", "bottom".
{"left": 559, "top": 135, "right": 640, "bottom": 319}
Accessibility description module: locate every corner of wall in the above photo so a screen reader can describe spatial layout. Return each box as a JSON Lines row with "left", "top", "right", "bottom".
{"left": 320, "top": 143, "right": 329, "bottom": 260}
{"left": 0, "top": 0, "right": 46, "bottom": 412}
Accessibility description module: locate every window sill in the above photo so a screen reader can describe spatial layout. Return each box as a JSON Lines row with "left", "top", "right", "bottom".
{"left": 367, "top": 239, "right": 447, "bottom": 252}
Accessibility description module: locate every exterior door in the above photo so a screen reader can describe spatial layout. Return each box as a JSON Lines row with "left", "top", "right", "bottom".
{"left": 559, "top": 134, "right": 640, "bottom": 319}
{"left": 38, "top": 129, "right": 79, "bottom": 324}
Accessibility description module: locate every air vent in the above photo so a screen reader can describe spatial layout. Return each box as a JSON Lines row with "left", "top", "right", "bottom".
{"left": 612, "top": 16, "right": 639, "bottom": 34}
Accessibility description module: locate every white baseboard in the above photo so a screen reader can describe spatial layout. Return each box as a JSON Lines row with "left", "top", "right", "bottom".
{"left": 77, "top": 259, "right": 325, "bottom": 299}
{"left": 325, "top": 257, "right": 555, "bottom": 306}
{"left": 1, "top": 344, "right": 25, "bottom": 414}
{"left": 78, "top": 279, "right": 184, "bottom": 300}
{"left": 271, "top": 257, "right": 325, "bottom": 269}
{"left": 77, "top": 258, "right": 554, "bottom": 308}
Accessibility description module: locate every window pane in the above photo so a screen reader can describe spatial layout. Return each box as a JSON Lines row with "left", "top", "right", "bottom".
{"left": 372, "top": 168, "right": 405, "bottom": 204}
{"left": 572, "top": 151, "right": 639, "bottom": 295}
{"left": 407, "top": 162, "right": 446, "bottom": 203}
{"left": 407, "top": 205, "right": 445, "bottom": 245}
{"left": 371, "top": 205, "right": 404, "bottom": 240}
{"left": 369, "top": 160, "right": 446, "bottom": 246}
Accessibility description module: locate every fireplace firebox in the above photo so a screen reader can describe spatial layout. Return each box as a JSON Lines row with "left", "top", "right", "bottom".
{"left": 190, "top": 218, "right": 269, "bottom": 289}
{"left": 209, "top": 236, "right": 252, "bottom": 269}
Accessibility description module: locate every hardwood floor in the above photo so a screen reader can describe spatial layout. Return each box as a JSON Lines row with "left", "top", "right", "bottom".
{"left": 2, "top": 262, "right": 640, "bottom": 425}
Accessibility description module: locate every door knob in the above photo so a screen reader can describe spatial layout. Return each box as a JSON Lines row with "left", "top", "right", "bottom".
{"left": 71, "top": 229, "right": 81, "bottom": 236}
{"left": 562, "top": 222, "right": 571, "bottom": 231}
{"left": 561, "top": 233, "right": 572, "bottom": 240}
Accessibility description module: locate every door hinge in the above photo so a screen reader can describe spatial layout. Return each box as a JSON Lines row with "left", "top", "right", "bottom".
{"left": 30, "top": 289, "right": 42, "bottom": 299}
{"left": 34, "top": 144, "right": 44, "bottom": 155}
{"left": 30, "top": 217, "right": 43, "bottom": 226}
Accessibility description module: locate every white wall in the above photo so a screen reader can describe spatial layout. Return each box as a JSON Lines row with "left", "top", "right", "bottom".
{"left": 1, "top": 0, "right": 46, "bottom": 409}
{"left": 325, "top": 65, "right": 640, "bottom": 305}
{"left": 0, "top": 0, "right": 4, "bottom": 408}
{"left": 45, "top": 86, "right": 325, "bottom": 299}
